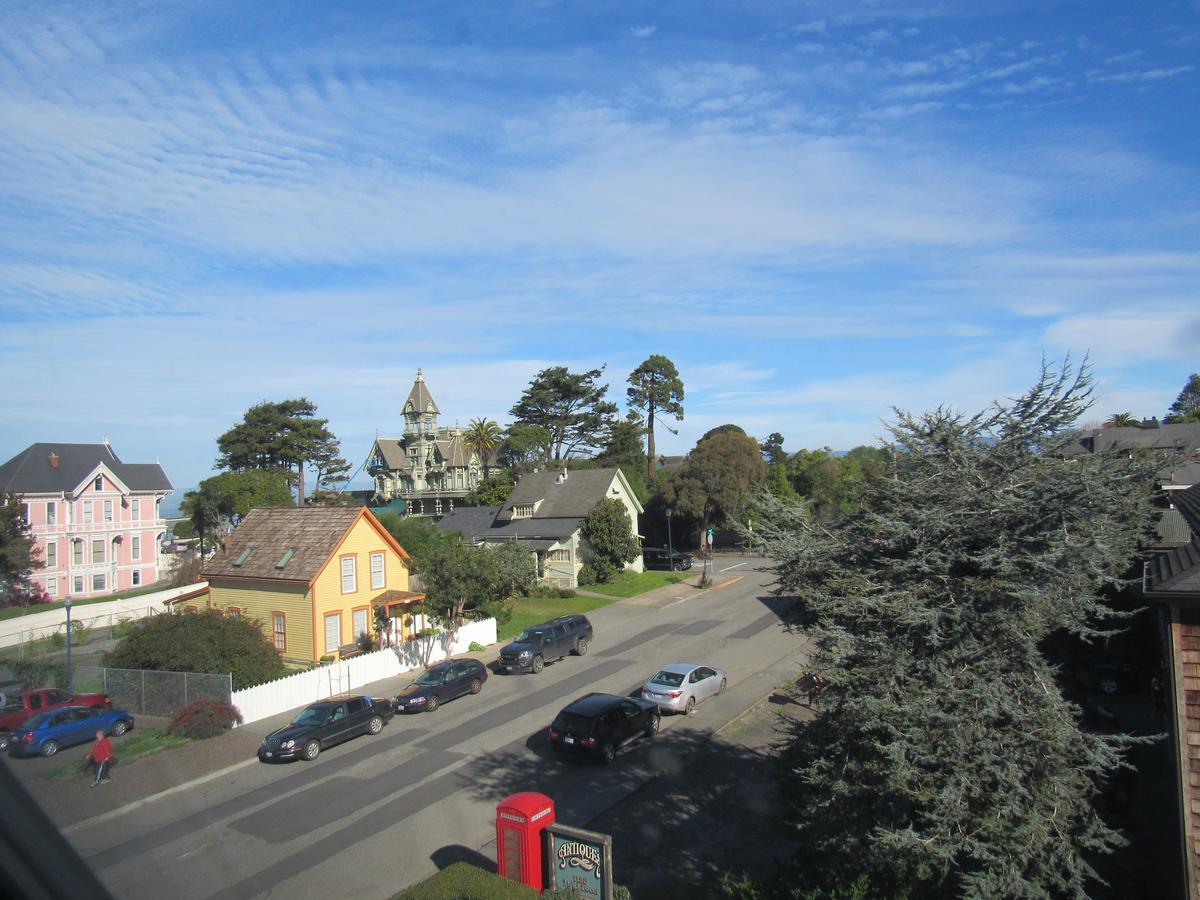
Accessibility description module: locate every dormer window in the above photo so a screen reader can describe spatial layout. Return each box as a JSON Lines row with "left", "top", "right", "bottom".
{"left": 512, "top": 504, "right": 535, "bottom": 519}
{"left": 94, "top": 476, "right": 103, "bottom": 491}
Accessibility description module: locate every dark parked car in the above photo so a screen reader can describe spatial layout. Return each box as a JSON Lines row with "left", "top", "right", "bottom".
{"left": 395, "top": 658, "right": 488, "bottom": 712}
{"left": 7, "top": 706, "right": 134, "bottom": 758}
{"left": 498, "top": 615, "right": 593, "bottom": 674}
{"left": 257, "top": 695, "right": 393, "bottom": 762}
{"left": 642, "top": 547, "right": 693, "bottom": 571}
{"left": 548, "top": 692, "right": 660, "bottom": 764}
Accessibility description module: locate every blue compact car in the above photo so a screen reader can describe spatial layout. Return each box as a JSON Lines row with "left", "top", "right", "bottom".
{"left": 6, "top": 705, "right": 135, "bottom": 758}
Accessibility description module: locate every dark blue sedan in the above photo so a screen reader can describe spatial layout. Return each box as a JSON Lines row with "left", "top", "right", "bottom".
{"left": 6, "top": 705, "right": 135, "bottom": 758}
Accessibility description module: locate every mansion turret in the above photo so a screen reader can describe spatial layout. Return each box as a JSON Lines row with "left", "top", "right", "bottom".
{"left": 367, "top": 370, "right": 489, "bottom": 516}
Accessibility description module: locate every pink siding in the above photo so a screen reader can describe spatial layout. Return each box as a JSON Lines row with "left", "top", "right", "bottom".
{"left": 19, "top": 468, "right": 171, "bottom": 599}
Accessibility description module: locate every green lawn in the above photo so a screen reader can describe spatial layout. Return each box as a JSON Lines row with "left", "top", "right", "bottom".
{"left": 47, "top": 727, "right": 188, "bottom": 780}
{"left": 497, "top": 593, "right": 618, "bottom": 643}
{"left": 0, "top": 583, "right": 170, "bottom": 622}
{"left": 579, "top": 569, "right": 689, "bottom": 598}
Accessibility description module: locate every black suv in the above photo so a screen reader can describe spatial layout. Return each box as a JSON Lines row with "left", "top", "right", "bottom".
{"left": 257, "top": 695, "right": 393, "bottom": 762}
{"left": 642, "top": 547, "right": 693, "bottom": 571}
{"left": 498, "top": 614, "right": 593, "bottom": 674}
{"left": 394, "top": 658, "right": 489, "bottom": 712}
{"left": 549, "top": 692, "right": 660, "bottom": 764}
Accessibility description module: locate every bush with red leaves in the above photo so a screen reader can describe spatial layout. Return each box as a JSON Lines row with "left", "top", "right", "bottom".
{"left": 167, "top": 698, "right": 243, "bottom": 740}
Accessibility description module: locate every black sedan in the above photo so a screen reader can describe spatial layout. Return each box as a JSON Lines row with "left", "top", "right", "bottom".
{"left": 394, "top": 658, "right": 488, "bottom": 713}
{"left": 257, "top": 695, "right": 393, "bottom": 762}
{"left": 549, "top": 692, "right": 660, "bottom": 764}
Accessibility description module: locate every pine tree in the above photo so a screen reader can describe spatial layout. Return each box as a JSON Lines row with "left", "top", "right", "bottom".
{"left": 760, "top": 361, "right": 1161, "bottom": 898}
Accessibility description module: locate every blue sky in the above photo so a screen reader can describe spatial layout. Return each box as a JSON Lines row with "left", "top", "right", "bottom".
{"left": 1, "top": 0, "right": 1197, "bottom": 500}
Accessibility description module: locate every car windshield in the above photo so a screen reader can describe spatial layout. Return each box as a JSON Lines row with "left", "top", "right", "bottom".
{"left": 415, "top": 670, "right": 445, "bottom": 685}
{"left": 292, "top": 706, "right": 331, "bottom": 726}
{"left": 650, "top": 671, "right": 686, "bottom": 687}
{"left": 517, "top": 630, "right": 547, "bottom": 643}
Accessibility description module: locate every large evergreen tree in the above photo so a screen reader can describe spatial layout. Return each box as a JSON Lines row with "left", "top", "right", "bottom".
{"left": 760, "top": 362, "right": 1160, "bottom": 898}
{"left": 663, "top": 428, "right": 766, "bottom": 543}
{"left": 510, "top": 366, "right": 618, "bottom": 460}
{"left": 627, "top": 355, "right": 685, "bottom": 483}
{"left": 215, "top": 398, "right": 348, "bottom": 506}
{"left": 0, "top": 493, "right": 47, "bottom": 607}
{"left": 1165, "top": 372, "right": 1200, "bottom": 423}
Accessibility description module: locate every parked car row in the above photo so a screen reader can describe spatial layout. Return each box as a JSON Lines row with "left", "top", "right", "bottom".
{"left": 6, "top": 705, "right": 134, "bottom": 758}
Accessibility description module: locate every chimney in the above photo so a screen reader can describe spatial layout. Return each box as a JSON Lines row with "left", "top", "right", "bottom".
{"left": 1141, "top": 417, "right": 1160, "bottom": 429}
{"left": 48, "top": 452, "right": 59, "bottom": 469}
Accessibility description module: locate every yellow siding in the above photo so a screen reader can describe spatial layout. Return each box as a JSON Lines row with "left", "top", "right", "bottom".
{"left": 312, "top": 515, "right": 411, "bottom": 656}
{"left": 208, "top": 581, "right": 312, "bottom": 660}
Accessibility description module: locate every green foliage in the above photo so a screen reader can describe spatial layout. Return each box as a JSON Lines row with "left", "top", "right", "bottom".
{"left": 182, "top": 469, "right": 294, "bottom": 548}
{"left": 374, "top": 511, "right": 460, "bottom": 573}
{"left": 167, "top": 698, "right": 243, "bottom": 739}
{"left": 488, "top": 540, "right": 538, "bottom": 601}
{"left": 1165, "top": 372, "right": 1200, "bottom": 423}
{"left": 497, "top": 424, "right": 552, "bottom": 474}
{"left": 462, "top": 418, "right": 501, "bottom": 476}
{"left": 0, "top": 492, "right": 47, "bottom": 608}
{"left": 468, "top": 641, "right": 484, "bottom": 652}
{"left": 462, "top": 469, "right": 516, "bottom": 506}
{"left": 627, "top": 354, "right": 685, "bottom": 482}
{"left": 760, "top": 361, "right": 1161, "bottom": 898}
{"left": 700, "top": 423, "right": 747, "bottom": 441}
{"left": 663, "top": 428, "right": 766, "bottom": 539}
{"left": 581, "top": 497, "right": 641, "bottom": 580}
{"left": 760, "top": 432, "right": 787, "bottom": 466}
{"left": 10, "top": 658, "right": 67, "bottom": 689}
{"left": 764, "top": 462, "right": 798, "bottom": 501}
{"left": 787, "top": 445, "right": 889, "bottom": 523}
{"left": 397, "top": 861, "right": 538, "bottom": 899}
{"left": 414, "top": 541, "right": 514, "bottom": 646}
{"left": 510, "top": 365, "right": 619, "bottom": 460}
{"left": 524, "top": 584, "right": 577, "bottom": 599}
{"left": 215, "top": 397, "right": 349, "bottom": 505}
{"left": 580, "top": 569, "right": 686, "bottom": 597}
{"left": 576, "top": 562, "right": 599, "bottom": 586}
{"left": 102, "top": 609, "right": 287, "bottom": 690}
{"left": 1103, "top": 412, "right": 1138, "bottom": 427}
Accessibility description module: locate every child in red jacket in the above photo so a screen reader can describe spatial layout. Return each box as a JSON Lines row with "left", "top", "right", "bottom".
{"left": 87, "top": 731, "right": 113, "bottom": 787}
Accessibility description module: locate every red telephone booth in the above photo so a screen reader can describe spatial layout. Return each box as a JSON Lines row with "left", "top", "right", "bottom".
{"left": 496, "top": 792, "right": 556, "bottom": 890}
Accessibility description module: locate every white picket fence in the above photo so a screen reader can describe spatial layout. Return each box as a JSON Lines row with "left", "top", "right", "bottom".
{"left": 230, "top": 617, "right": 497, "bottom": 725}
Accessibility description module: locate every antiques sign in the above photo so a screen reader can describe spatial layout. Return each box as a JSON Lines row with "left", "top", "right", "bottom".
{"left": 545, "top": 822, "right": 614, "bottom": 899}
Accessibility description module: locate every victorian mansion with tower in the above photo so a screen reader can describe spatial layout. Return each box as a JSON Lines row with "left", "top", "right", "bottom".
{"left": 367, "top": 370, "right": 491, "bottom": 516}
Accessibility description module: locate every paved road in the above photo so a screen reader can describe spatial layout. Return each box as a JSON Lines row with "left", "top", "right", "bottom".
{"left": 67, "top": 557, "right": 809, "bottom": 899}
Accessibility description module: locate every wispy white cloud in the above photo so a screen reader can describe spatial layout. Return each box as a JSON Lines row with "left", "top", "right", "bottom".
{"left": 630, "top": 24, "right": 656, "bottom": 39}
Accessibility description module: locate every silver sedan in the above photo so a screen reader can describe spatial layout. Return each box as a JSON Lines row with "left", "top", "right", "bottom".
{"left": 640, "top": 663, "right": 727, "bottom": 715}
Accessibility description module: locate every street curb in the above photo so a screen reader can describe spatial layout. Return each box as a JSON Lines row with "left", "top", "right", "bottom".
{"left": 63, "top": 755, "right": 258, "bottom": 835}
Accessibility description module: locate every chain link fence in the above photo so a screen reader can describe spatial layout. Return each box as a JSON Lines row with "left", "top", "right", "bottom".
{"left": 73, "top": 665, "right": 232, "bottom": 718}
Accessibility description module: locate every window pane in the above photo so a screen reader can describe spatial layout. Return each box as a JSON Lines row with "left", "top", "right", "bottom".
{"left": 104, "top": 500, "right": 113, "bottom": 522}
{"left": 272, "top": 613, "right": 286, "bottom": 651}
{"left": 341, "top": 556, "right": 356, "bottom": 593}
{"left": 132, "top": 571, "right": 141, "bottom": 586}
{"left": 74, "top": 576, "right": 84, "bottom": 593}
{"left": 353, "top": 608, "right": 369, "bottom": 640}
{"left": 92, "top": 539, "right": 104, "bottom": 562}
{"left": 370, "top": 553, "right": 385, "bottom": 589}
{"left": 47, "top": 502, "right": 56, "bottom": 525}
{"left": 84, "top": 502, "right": 93, "bottom": 523}
{"left": 92, "top": 574, "right": 105, "bottom": 591}
{"left": 325, "top": 614, "right": 341, "bottom": 652}
{"left": 73, "top": 542, "right": 83, "bottom": 565}
{"left": 131, "top": 499, "right": 140, "bottom": 519}
{"left": 46, "top": 543, "right": 57, "bottom": 567}
{"left": 132, "top": 536, "right": 141, "bottom": 560}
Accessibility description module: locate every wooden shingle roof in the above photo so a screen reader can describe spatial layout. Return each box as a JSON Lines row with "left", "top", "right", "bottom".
{"left": 202, "top": 507, "right": 407, "bottom": 583}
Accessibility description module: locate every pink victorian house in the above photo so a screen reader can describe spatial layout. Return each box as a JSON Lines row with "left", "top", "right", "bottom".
{"left": 0, "top": 442, "right": 173, "bottom": 599}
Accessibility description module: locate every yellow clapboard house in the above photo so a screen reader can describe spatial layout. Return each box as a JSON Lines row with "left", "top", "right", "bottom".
{"left": 200, "top": 507, "right": 422, "bottom": 663}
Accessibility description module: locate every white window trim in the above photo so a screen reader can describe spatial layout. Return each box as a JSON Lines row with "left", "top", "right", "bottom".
{"left": 131, "top": 536, "right": 141, "bottom": 561}
{"left": 46, "top": 501, "right": 56, "bottom": 525}
{"left": 83, "top": 501, "right": 93, "bottom": 524}
{"left": 104, "top": 499, "right": 114, "bottom": 522}
{"left": 131, "top": 499, "right": 140, "bottom": 520}
{"left": 370, "top": 552, "right": 385, "bottom": 590}
{"left": 325, "top": 613, "right": 342, "bottom": 653}
{"left": 340, "top": 556, "right": 357, "bottom": 594}
{"left": 46, "top": 542, "right": 57, "bottom": 568}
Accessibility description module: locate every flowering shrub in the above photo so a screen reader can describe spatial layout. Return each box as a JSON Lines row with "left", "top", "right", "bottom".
{"left": 167, "top": 698, "right": 243, "bottom": 740}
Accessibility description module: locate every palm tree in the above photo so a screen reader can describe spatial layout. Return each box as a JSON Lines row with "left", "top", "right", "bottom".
{"left": 1103, "top": 412, "right": 1138, "bottom": 428}
{"left": 462, "top": 418, "right": 501, "bottom": 480}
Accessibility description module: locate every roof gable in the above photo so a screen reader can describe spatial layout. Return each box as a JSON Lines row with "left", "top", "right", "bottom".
{"left": 202, "top": 507, "right": 410, "bottom": 584}
{"left": 496, "top": 467, "right": 641, "bottom": 522}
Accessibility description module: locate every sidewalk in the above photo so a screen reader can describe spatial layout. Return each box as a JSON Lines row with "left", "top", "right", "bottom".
{"left": 13, "top": 575, "right": 720, "bottom": 833}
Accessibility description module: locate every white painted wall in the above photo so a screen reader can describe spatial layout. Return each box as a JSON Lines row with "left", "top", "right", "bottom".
{"left": 231, "top": 617, "right": 497, "bottom": 725}
{"left": 0, "top": 582, "right": 207, "bottom": 649}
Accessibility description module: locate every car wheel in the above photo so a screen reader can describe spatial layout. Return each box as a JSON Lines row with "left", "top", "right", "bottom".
{"left": 531, "top": 655, "right": 545, "bottom": 674}
{"left": 367, "top": 715, "right": 383, "bottom": 735}
{"left": 469, "top": 678, "right": 482, "bottom": 695}
{"left": 673, "top": 562, "right": 682, "bottom": 571}
{"left": 427, "top": 695, "right": 440, "bottom": 712}
{"left": 40, "top": 740, "right": 59, "bottom": 758}
{"left": 111, "top": 720, "right": 129, "bottom": 736}
{"left": 0, "top": 733, "right": 9, "bottom": 751}
{"left": 647, "top": 715, "right": 660, "bottom": 737}
{"left": 575, "top": 638, "right": 589, "bottom": 656}
{"left": 685, "top": 696, "right": 696, "bottom": 716}
{"left": 1099, "top": 676, "right": 1119, "bottom": 694}
{"left": 601, "top": 743, "right": 616, "bottom": 765}
{"left": 302, "top": 740, "right": 321, "bottom": 761}
{"left": 718, "top": 678, "right": 727, "bottom": 695}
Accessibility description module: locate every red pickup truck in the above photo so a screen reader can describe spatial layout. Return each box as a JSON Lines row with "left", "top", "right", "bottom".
{"left": 0, "top": 688, "right": 113, "bottom": 750}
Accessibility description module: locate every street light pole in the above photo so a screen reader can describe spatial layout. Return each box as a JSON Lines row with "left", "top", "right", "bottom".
{"left": 65, "top": 596, "right": 74, "bottom": 692}
{"left": 665, "top": 508, "right": 673, "bottom": 560}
